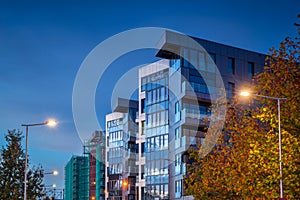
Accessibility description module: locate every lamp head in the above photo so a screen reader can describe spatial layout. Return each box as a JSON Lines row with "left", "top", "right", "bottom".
{"left": 240, "top": 91, "right": 250, "bottom": 97}
{"left": 52, "top": 170, "right": 58, "bottom": 175}
{"left": 46, "top": 119, "right": 57, "bottom": 127}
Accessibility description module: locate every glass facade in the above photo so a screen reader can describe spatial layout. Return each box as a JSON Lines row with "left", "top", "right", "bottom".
{"left": 106, "top": 100, "right": 138, "bottom": 200}
{"left": 248, "top": 62, "right": 255, "bottom": 78}
{"left": 142, "top": 68, "right": 169, "bottom": 200}
{"left": 107, "top": 118, "right": 124, "bottom": 200}
{"left": 65, "top": 31, "right": 267, "bottom": 200}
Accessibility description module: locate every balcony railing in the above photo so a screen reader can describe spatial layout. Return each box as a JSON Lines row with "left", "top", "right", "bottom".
{"left": 181, "top": 108, "right": 210, "bottom": 126}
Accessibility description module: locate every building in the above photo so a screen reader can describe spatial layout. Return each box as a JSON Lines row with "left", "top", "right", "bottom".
{"left": 84, "top": 131, "right": 106, "bottom": 200}
{"left": 136, "top": 60, "right": 170, "bottom": 200}
{"left": 67, "top": 30, "right": 266, "bottom": 200}
{"left": 135, "top": 30, "right": 266, "bottom": 200}
{"left": 105, "top": 98, "right": 139, "bottom": 200}
{"left": 64, "top": 155, "right": 89, "bottom": 200}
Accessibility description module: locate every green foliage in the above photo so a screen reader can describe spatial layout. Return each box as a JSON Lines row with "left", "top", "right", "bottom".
{"left": 185, "top": 28, "right": 300, "bottom": 199}
{"left": 0, "top": 129, "right": 45, "bottom": 199}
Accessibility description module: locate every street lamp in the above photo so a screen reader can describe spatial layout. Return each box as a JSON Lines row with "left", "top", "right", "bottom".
{"left": 45, "top": 170, "right": 59, "bottom": 175}
{"left": 22, "top": 119, "right": 57, "bottom": 200}
{"left": 45, "top": 184, "right": 57, "bottom": 188}
{"left": 240, "top": 91, "right": 286, "bottom": 199}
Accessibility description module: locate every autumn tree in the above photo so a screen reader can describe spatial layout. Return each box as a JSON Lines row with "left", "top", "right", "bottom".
{"left": 185, "top": 21, "right": 300, "bottom": 199}
{"left": 0, "top": 129, "right": 45, "bottom": 200}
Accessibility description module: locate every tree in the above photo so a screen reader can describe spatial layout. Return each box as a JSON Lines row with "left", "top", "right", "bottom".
{"left": 185, "top": 21, "right": 300, "bottom": 199}
{"left": 0, "top": 129, "right": 45, "bottom": 199}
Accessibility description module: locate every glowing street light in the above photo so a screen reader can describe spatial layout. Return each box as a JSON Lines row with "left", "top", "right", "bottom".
{"left": 45, "top": 184, "right": 57, "bottom": 188}
{"left": 240, "top": 90, "right": 286, "bottom": 199}
{"left": 240, "top": 91, "right": 250, "bottom": 97}
{"left": 52, "top": 170, "right": 59, "bottom": 175}
{"left": 45, "top": 170, "right": 59, "bottom": 175}
{"left": 46, "top": 119, "right": 57, "bottom": 127}
{"left": 22, "top": 119, "right": 57, "bottom": 200}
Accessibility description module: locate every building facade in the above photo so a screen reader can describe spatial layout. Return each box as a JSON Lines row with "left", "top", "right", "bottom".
{"left": 67, "top": 31, "right": 266, "bottom": 200}
{"left": 136, "top": 60, "right": 170, "bottom": 200}
{"left": 84, "top": 130, "right": 106, "bottom": 200}
{"left": 105, "top": 98, "right": 138, "bottom": 200}
{"left": 136, "top": 31, "right": 266, "bottom": 200}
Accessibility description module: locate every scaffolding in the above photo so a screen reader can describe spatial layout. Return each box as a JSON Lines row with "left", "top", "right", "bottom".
{"left": 64, "top": 155, "right": 89, "bottom": 200}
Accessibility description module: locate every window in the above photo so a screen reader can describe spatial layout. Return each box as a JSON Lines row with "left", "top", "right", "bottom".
{"left": 248, "top": 62, "right": 255, "bottom": 78}
{"left": 141, "top": 77, "right": 147, "bottom": 91}
{"left": 175, "top": 101, "right": 180, "bottom": 114}
{"left": 228, "top": 57, "right": 235, "bottom": 74}
{"left": 175, "top": 154, "right": 182, "bottom": 166}
{"left": 199, "top": 105, "right": 208, "bottom": 115}
{"left": 175, "top": 127, "right": 181, "bottom": 148}
{"left": 141, "top": 121, "right": 145, "bottom": 135}
{"left": 160, "top": 87, "right": 165, "bottom": 101}
{"left": 175, "top": 154, "right": 182, "bottom": 175}
{"left": 182, "top": 48, "right": 189, "bottom": 67}
{"left": 175, "top": 180, "right": 182, "bottom": 198}
{"left": 198, "top": 52, "right": 205, "bottom": 70}
{"left": 207, "top": 53, "right": 216, "bottom": 73}
{"left": 163, "top": 135, "right": 168, "bottom": 149}
{"left": 170, "top": 59, "right": 180, "bottom": 71}
{"left": 174, "top": 101, "right": 180, "bottom": 122}
{"left": 190, "top": 49, "right": 197, "bottom": 69}
{"left": 228, "top": 82, "right": 235, "bottom": 99}
{"left": 175, "top": 127, "right": 181, "bottom": 140}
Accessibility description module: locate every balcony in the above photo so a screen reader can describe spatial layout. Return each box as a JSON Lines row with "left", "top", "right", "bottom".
{"left": 135, "top": 155, "right": 145, "bottom": 165}
{"left": 180, "top": 108, "right": 210, "bottom": 127}
{"left": 135, "top": 178, "right": 145, "bottom": 187}
{"left": 125, "top": 150, "right": 136, "bottom": 160}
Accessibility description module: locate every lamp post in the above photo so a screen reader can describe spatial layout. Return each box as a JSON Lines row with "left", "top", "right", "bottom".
{"left": 240, "top": 91, "right": 286, "bottom": 199}
{"left": 22, "top": 119, "right": 57, "bottom": 200}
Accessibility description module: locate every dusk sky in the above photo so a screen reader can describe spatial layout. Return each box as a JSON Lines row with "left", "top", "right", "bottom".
{"left": 0, "top": 0, "right": 299, "bottom": 189}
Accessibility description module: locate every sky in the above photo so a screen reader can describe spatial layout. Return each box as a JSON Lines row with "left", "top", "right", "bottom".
{"left": 0, "top": 0, "right": 299, "bottom": 189}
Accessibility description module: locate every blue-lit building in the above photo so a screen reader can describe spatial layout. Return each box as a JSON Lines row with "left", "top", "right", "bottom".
{"left": 105, "top": 98, "right": 138, "bottom": 200}
{"left": 135, "top": 31, "right": 266, "bottom": 200}
{"left": 136, "top": 60, "right": 170, "bottom": 200}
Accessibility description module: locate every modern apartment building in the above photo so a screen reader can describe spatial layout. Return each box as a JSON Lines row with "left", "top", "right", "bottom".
{"left": 105, "top": 98, "right": 139, "bottom": 200}
{"left": 67, "top": 30, "right": 266, "bottom": 200}
{"left": 136, "top": 60, "right": 170, "bottom": 200}
{"left": 135, "top": 30, "right": 266, "bottom": 200}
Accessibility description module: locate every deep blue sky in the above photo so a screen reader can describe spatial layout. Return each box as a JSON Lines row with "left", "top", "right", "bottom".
{"left": 0, "top": 0, "right": 299, "bottom": 189}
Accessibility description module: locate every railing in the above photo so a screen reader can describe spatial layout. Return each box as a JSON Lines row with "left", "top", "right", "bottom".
{"left": 181, "top": 108, "right": 210, "bottom": 121}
